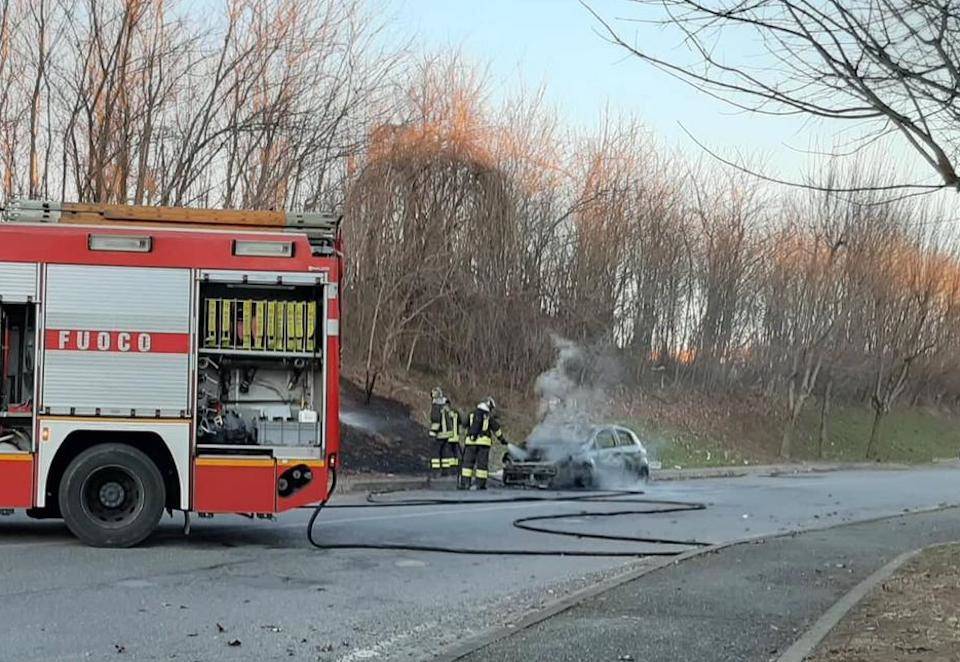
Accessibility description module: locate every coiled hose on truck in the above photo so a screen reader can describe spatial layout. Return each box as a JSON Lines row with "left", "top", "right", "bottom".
{"left": 306, "top": 467, "right": 711, "bottom": 557}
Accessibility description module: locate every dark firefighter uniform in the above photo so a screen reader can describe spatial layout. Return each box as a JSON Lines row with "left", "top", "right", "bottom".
{"left": 428, "top": 389, "right": 461, "bottom": 475}
{"left": 459, "top": 400, "right": 505, "bottom": 490}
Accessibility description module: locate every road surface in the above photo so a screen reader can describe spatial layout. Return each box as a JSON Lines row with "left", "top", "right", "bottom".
{"left": 459, "top": 506, "right": 960, "bottom": 662}
{"left": 1, "top": 467, "right": 958, "bottom": 661}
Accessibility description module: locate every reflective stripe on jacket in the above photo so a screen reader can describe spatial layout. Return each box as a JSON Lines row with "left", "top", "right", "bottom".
{"left": 429, "top": 401, "right": 443, "bottom": 438}
{"left": 464, "top": 408, "right": 503, "bottom": 447}
{"left": 438, "top": 407, "right": 459, "bottom": 442}
{"left": 429, "top": 400, "right": 459, "bottom": 442}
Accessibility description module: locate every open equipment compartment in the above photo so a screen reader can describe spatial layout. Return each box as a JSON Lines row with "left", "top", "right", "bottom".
{"left": 195, "top": 274, "right": 325, "bottom": 453}
{"left": 0, "top": 302, "right": 35, "bottom": 451}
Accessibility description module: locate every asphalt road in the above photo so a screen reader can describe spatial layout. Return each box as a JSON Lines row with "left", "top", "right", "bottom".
{"left": 461, "top": 507, "right": 960, "bottom": 662}
{"left": 1, "top": 467, "right": 959, "bottom": 662}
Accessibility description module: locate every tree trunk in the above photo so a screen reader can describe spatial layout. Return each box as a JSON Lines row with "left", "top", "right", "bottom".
{"left": 780, "top": 424, "right": 793, "bottom": 460}
{"left": 363, "top": 289, "right": 384, "bottom": 400}
{"left": 28, "top": 1, "right": 46, "bottom": 199}
{"left": 405, "top": 320, "right": 424, "bottom": 372}
{"left": 363, "top": 369, "right": 379, "bottom": 405}
{"left": 780, "top": 380, "right": 801, "bottom": 460}
{"left": 866, "top": 407, "right": 884, "bottom": 460}
{"left": 817, "top": 378, "right": 832, "bottom": 460}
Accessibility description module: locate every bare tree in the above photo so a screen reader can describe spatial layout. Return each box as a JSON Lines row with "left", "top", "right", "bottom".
{"left": 763, "top": 176, "right": 854, "bottom": 458}
{"left": 590, "top": 1, "right": 960, "bottom": 192}
{"left": 0, "top": 0, "right": 395, "bottom": 208}
{"left": 7, "top": 0, "right": 960, "bottom": 453}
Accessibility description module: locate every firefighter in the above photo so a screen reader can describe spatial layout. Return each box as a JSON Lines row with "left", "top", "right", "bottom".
{"left": 459, "top": 397, "right": 506, "bottom": 490}
{"left": 428, "top": 388, "right": 461, "bottom": 476}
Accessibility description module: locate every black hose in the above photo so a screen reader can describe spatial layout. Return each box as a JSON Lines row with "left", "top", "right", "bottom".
{"left": 306, "top": 471, "right": 710, "bottom": 557}
{"left": 306, "top": 465, "right": 338, "bottom": 548}
{"left": 512, "top": 506, "right": 706, "bottom": 546}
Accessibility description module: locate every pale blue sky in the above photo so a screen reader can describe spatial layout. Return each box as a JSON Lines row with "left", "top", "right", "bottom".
{"left": 379, "top": 0, "right": 934, "bottom": 187}
{"left": 381, "top": 1, "right": 821, "bottom": 170}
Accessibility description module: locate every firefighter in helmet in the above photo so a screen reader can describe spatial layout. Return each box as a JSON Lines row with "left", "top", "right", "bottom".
{"left": 428, "top": 387, "right": 461, "bottom": 476}
{"left": 459, "top": 397, "right": 506, "bottom": 490}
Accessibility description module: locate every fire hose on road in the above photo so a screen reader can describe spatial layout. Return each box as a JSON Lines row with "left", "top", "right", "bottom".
{"left": 305, "top": 467, "right": 712, "bottom": 557}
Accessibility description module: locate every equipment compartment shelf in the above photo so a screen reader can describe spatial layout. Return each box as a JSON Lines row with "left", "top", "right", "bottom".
{"left": 196, "top": 444, "right": 323, "bottom": 457}
{"left": 198, "top": 348, "right": 320, "bottom": 359}
{"left": 196, "top": 444, "right": 273, "bottom": 455}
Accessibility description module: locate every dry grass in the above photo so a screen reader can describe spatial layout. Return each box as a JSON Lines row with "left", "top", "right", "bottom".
{"left": 810, "top": 544, "right": 960, "bottom": 662}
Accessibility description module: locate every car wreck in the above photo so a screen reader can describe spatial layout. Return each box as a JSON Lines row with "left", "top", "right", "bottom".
{"left": 502, "top": 424, "right": 653, "bottom": 488}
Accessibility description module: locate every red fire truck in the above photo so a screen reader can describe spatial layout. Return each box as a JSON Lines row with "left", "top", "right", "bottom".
{"left": 0, "top": 200, "right": 341, "bottom": 547}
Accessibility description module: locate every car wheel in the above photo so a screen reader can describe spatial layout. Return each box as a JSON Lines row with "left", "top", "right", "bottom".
{"left": 638, "top": 464, "right": 650, "bottom": 483}
{"left": 573, "top": 463, "right": 595, "bottom": 489}
{"left": 59, "top": 444, "right": 165, "bottom": 548}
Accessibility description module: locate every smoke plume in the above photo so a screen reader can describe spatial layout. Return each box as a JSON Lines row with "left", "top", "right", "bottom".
{"left": 526, "top": 335, "right": 615, "bottom": 462}
{"left": 521, "top": 335, "right": 651, "bottom": 488}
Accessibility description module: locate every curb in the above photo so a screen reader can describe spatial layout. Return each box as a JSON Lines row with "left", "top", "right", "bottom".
{"left": 339, "top": 461, "right": 948, "bottom": 493}
{"left": 338, "top": 475, "right": 456, "bottom": 494}
{"left": 776, "top": 540, "right": 959, "bottom": 662}
{"left": 431, "top": 504, "right": 960, "bottom": 662}
{"left": 652, "top": 461, "right": 941, "bottom": 482}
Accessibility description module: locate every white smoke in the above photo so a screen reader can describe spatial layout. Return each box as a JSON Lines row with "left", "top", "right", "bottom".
{"left": 522, "top": 336, "right": 651, "bottom": 489}
{"left": 525, "top": 335, "right": 613, "bottom": 462}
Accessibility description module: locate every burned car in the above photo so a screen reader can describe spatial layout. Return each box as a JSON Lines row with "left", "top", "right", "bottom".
{"left": 502, "top": 424, "right": 652, "bottom": 488}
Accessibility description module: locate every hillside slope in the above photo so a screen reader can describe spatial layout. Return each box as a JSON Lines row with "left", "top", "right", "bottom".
{"left": 338, "top": 377, "right": 960, "bottom": 474}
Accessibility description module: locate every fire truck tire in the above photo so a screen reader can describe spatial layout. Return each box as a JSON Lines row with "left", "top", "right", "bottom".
{"left": 58, "top": 444, "right": 166, "bottom": 548}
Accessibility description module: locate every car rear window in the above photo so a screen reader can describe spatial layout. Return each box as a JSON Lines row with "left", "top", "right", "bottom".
{"left": 615, "top": 429, "right": 638, "bottom": 447}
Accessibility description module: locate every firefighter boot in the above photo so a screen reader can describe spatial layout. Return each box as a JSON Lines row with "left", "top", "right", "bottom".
{"left": 457, "top": 474, "right": 470, "bottom": 490}
{"left": 477, "top": 478, "right": 487, "bottom": 490}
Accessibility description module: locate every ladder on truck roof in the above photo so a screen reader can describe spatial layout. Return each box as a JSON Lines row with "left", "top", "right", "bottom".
{"left": 0, "top": 199, "right": 341, "bottom": 254}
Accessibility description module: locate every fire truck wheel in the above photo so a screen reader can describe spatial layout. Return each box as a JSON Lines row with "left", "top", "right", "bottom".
{"left": 58, "top": 444, "right": 166, "bottom": 548}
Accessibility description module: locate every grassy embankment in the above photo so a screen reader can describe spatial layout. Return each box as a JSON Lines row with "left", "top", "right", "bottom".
{"left": 347, "top": 369, "right": 960, "bottom": 470}
{"left": 625, "top": 405, "right": 960, "bottom": 469}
